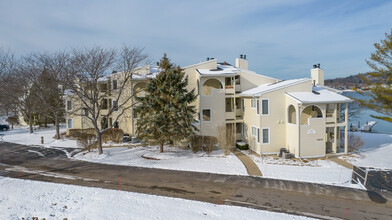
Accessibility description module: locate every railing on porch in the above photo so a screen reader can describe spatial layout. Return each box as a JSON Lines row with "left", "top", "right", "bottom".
{"left": 352, "top": 166, "right": 369, "bottom": 186}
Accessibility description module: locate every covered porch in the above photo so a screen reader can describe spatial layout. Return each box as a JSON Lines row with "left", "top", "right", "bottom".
{"left": 286, "top": 88, "right": 352, "bottom": 158}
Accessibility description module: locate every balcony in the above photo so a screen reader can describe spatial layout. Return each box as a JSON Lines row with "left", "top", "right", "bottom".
{"left": 225, "top": 111, "right": 235, "bottom": 120}
{"left": 225, "top": 85, "right": 234, "bottom": 94}
{"left": 235, "top": 109, "right": 243, "bottom": 119}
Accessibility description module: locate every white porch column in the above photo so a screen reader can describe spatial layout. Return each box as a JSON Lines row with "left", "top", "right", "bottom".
{"left": 333, "top": 126, "right": 337, "bottom": 153}
{"left": 344, "top": 103, "right": 348, "bottom": 154}
{"left": 333, "top": 104, "right": 337, "bottom": 153}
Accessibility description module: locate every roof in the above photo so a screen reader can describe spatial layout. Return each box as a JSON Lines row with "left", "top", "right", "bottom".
{"left": 240, "top": 78, "right": 310, "bottom": 97}
{"left": 197, "top": 64, "right": 238, "bottom": 77}
{"left": 286, "top": 87, "right": 352, "bottom": 104}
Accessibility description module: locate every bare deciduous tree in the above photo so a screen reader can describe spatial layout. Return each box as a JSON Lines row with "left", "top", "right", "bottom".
{"left": 21, "top": 52, "right": 69, "bottom": 139}
{"left": 65, "top": 46, "right": 148, "bottom": 154}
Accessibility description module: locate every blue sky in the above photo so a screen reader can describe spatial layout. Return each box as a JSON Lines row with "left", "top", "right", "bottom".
{"left": 1, "top": 0, "right": 391, "bottom": 79}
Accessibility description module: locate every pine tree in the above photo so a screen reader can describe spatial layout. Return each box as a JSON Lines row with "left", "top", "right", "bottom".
{"left": 359, "top": 29, "right": 392, "bottom": 122}
{"left": 135, "top": 54, "right": 197, "bottom": 152}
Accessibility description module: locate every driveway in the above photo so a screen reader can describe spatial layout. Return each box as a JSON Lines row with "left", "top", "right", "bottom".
{"left": 0, "top": 141, "right": 391, "bottom": 220}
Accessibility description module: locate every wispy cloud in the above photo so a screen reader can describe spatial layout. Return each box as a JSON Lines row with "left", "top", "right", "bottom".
{"left": 0, "top": 0, "right": 391, "bottom": 79}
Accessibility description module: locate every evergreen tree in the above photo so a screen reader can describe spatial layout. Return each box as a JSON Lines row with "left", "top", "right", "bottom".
{"left": 135, "top": 54, "right": 197, "bottom": 152}
{"left": 359, "top": 29, "right": 392, "bottom": 122}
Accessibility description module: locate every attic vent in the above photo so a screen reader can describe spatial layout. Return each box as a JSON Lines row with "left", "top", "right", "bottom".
{"left": 209, "top": 68, "right": 223, "bottom": 71}
{"left": 312, "top": 91, "right": 320, "bottom": 95}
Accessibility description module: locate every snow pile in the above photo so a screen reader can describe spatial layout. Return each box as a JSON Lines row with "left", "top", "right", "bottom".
{"left": 0, "top": 125, "right": 79, "bottom": 149}
{"left": 0, "top": 177, "right": 313, "bottom": 220}
{"left": 248, "top": 154, "right": 358, "bottom": 188}
{"left": 340, "top": 132, "right": 392, "bottom": 169}
{"left": 75, "top": 146, "right": 248, "bottom": 176}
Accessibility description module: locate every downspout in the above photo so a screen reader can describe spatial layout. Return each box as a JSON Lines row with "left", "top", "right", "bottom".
{"left": 297, "top": 103, "right": 301, "bottom": 158}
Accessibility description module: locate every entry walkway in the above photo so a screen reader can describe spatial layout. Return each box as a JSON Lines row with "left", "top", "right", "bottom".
{"left": 233, "top": 150, "right": 262, "bottom": 176}
{"left": 327, "top": 155, "right": 354, "bottom": 169}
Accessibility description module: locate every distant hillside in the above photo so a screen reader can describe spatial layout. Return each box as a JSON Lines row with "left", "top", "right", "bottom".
{"left": 325, "top": 73, "right": 378, "bottom": 90}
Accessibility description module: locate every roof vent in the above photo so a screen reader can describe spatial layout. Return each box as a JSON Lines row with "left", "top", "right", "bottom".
{"left": 240, "top": 54, "right": 243, "bottom": 59}
{"left": 313, "top": 64, "right": 317, "bottom": 68}
{"left": 317, "top": 63, "right": 320, "bottom": 68}
{"left": 244, "top": 55, "right": 247, "bottom": 60}
{"left": 206, "top": 57, "right": 210, "bottom": 61}
{"left": 312, "top": 91, "right": 320, "bottom": 95}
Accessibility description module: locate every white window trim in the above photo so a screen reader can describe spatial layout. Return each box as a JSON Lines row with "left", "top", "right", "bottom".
{"left": 261, "top": 99, "right": 270, "bottom": 116}
{"left": 250, "top": 99, "right": 257, "bottom": 109}
{"left": 67, "top": 118, "right": 73, "bottom": 129}
{"left": 261, "top": 127, "right": 270, "bottom": 145}
{"left": 202, "top": 108, "right": 212, "bottom": 122}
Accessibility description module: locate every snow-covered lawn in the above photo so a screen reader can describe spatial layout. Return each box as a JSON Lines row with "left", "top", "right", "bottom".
{"left": 247, "top": 153, "right": 358, "bottom": 188}
{"left": 0, "top": 125, "right": 79, "bottom": 149}
{"left": 0, "top": 177, "right": 313, "bottom": 220}
{"left": 340, "top": 132, "right": 392, "bottom": 169}
{"left": 75, "top": 145, "right": 248, "bottom": 175}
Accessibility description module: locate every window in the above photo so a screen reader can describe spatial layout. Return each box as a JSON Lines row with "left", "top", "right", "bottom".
{"left": 101, "top": 99, "right": 108, "bottom": 109}
{"left": 67, "top": 118, "right": 73, "bottom": 129}
{"left": 67, "top": 101, "right": 72, "bottom": 111}
{"left": 251, "top": 126, "right": 257, "bottom": 136}
{"left": 112, "top": 80, "right": 118, "bottom": 90}
{"left": 202, "top": 109, "right": 211, "bottom": 121}
{"left": 109, "top": 118, "right": 113, "bottom": 127}
{"left": 99, "top": 83, "right": 108, "bottom": 93}
{"left": 257, "top": 128, "right": 260, "bottom": 143}
{"left": 262, "top": 99, "right": 269, "bottom": 115}
{"left": 262, "top": 128, "right": 270, "bottom": 144}
{"left": 256, "top": 100, "right": 260, "bottom": 115}
{"left": 241, "top": 99, "right": 245, "bottom": 112}
{"left": 114, "top": 121, "right": 119, "bottom": 129}
{"left": 83, "top": 108, "right": 88, "bottom": 116}
{"left": 251, "top": 99, "right": 257, "bottom": 108}
{"left": 113, "top": 100, "right": 118, "bottom": 111}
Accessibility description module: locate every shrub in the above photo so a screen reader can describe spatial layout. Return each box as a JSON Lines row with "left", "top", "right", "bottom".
{"left": 202, "top": 136, "right": 218, "bottom": 155}
{"left": 102, "top": 128, "right": 124, "bottom": 143}
{"left": 190, "top": 135, "right": 202, "bottom": 153}
{"left": 77, "top": 133, "right": 96, "bottom": 151}
{"left": 340, "top": 132, "right": 365, "bottom": 152}
{"left": 68, "top": 128, "right": 95, "bottom": 138}
{"left": 236, "top": 143, "right": 249, "bottom": 150}
{"left": 348, "top": 133, "right": 364, "bottom": 152}
{"left": 190, "top": 135, "right": 218, "bottom": 154}
{"left": 218, "top": 125, "right": 235, "bottom": 155}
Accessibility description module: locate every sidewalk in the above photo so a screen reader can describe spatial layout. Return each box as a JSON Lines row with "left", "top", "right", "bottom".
{"left": 327, "top": 155, "right": 354, "bottom": 169}
{"left": 233, "top": 150, "right": 263, "bottom": 176}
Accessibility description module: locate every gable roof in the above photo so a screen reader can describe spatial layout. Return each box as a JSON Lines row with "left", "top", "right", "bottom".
{"left": 240, "top": 78, "right": 310, "bottom": 97}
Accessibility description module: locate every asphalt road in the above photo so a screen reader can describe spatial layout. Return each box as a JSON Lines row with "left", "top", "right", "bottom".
{"left": 0, "top": 141, "right": 391, "bottom": 220}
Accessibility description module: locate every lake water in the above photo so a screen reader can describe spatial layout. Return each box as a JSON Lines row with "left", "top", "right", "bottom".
{"left": 342, "top": 91, "right": 392, "bottom": 134}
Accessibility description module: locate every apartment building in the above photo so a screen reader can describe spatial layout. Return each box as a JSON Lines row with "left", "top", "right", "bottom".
{"left": 66, "top": 56, "right": 351, "bottom": 158}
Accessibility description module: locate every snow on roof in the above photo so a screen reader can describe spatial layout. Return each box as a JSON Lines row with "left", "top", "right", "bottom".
{"left": 240, "top": 78, "right": 310, "bottom": 97}
{"left": 286, "top": 87, "right": 352, "bottom": 104}
{"left": 238, "top": 68, "right": 278, "bottom": 81}
{"left": 197, "top": 64, "right": 238, "bottom": 76}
